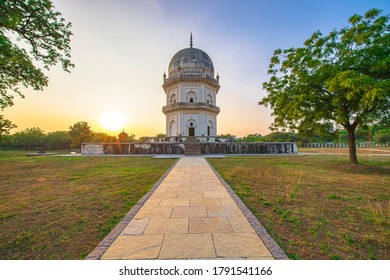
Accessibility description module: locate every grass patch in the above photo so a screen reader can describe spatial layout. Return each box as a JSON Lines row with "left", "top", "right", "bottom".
{"left": 0, "top": 149, "right": 79, "bottom": 158}
{"left": 0, "top": 153, "right": 175, "bottom": 259}
{"left": 208, "top": 155, "right": 390, "bottom": 260}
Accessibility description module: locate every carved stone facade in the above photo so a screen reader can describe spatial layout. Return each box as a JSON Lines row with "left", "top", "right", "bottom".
{"left": 162, "top": 36, "right": 220, "bottom": 137}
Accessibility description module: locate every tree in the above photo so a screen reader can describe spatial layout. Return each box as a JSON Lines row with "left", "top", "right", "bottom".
{"left": 354, "top": 125, "right": 371, "bottom": 142}
{"left": 138, "top": 136, "right": 150, "bottom": 143}
{"left": 91, "top": 132, "right": 117, "bottom": 142}
{"left": 241, "top": 133, "right": 265, "bottom": 142}
{"left": 298, "top": 129, "right": 337, "bottom": 145}
{"left": 260, "top": 9, "right": 389, "bottom": 164}
{"left": 0, "top": 115, "right": 16, "bottom": 138}
{"left": 44, "top": 130, "right": 71, "bottom": 149}
{"left": 156, "top": 133, "right": 167, "bottom": 139}
{"left": 0, "top": 0, "right": 73, "bottom": 109}
{"left": 217, "top": 134, "right": 237, "bottom": 142}
{"left": 265, "top": 131, "right": 298, "bottom": 142}
{"left": 0, "top": 134, "right": 13, "bottom": 148}
{"left": 13, "top": 127, "right": 45, "bottom": 150}
{"left": 69, "top": 121, "right": 92, "bottom": 148}
{"left": 375, "top": 127, "right": 390, "bottom": 143}
{"left": 127, "top": 133, "right": 136, "bottom": 143}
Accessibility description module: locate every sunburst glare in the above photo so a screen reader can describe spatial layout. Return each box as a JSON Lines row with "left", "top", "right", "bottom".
{"left": 100, "top": 111, "right": 126, "bottom": 132}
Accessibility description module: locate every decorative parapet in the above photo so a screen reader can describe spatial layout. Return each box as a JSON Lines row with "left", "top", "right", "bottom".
{"left": 163, "top": 72, "right": 220, "bottom": 91}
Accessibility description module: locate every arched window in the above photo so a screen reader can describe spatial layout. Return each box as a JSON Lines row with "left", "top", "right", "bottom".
{"left": 187, "top": 91, "right": 196, "bottom": 103}
{"left": 169, "top": 93, "right": 177, "bottom": 104}
{"left": 207, "top": 93, "right": 213, "bottom": 105}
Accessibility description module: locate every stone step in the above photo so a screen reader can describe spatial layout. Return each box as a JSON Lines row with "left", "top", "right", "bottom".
{"left": 185, "top": 143, "right": 201, "bottom": 155}
{"left": 187, "top": 136, "right": 197, "bottom": 144}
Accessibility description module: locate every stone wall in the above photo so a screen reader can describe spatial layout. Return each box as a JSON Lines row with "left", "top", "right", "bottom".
{"left": 303, "top": 142, "right": 389, "bottom": 148}
{"left": 81, "top": 142, "right": 297, "bottom": 155}
{"left": 200, "top": 142, "right": 297, "bottom": 154}
{"left": 129, "top": 143, "right": 185, "bottom": 154}
{"left": 81, "top": 144, "right": 104, "bottom": 155}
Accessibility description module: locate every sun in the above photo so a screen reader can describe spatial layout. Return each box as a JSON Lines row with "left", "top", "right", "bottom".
{"left": 100, "top": 111, "right": 126, "bottom": 132}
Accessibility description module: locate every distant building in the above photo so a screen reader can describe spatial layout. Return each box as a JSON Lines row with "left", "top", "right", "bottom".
{"left": 162, "top": 34, "right": 220, "bottom": 137}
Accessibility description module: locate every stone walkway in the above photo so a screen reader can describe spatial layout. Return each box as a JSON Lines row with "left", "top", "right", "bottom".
{"left": 87, "top": 157, "right": 287, "bottom": 260}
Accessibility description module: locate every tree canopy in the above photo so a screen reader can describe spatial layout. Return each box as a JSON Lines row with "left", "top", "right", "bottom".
{"left": 68, "top": 121, "right": 92, "bottom": 148}
{"left": 260, "top": 8, "right": 389, "bottom": 164}
{"left": 45, "top": 130, "right": 71, "bottom": 149}
{"left": 241, "top": 133, "right": 266, "bottom": 142}
{"left": 13, "top": 126, "right": 45, "bottom": 150}
{"left": 0, "top": 0, "right": 73, "bottom": 109}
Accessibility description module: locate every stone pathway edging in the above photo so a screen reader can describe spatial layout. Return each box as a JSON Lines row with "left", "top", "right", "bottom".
{"left": 206, "top": 160, "right": 289, "bottom": 260}
{"left": 85, "top": 159, "right": 180, "bottom": 260}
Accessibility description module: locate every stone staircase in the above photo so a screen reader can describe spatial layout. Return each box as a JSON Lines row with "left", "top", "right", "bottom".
{"left": 185, "top": 137, "right": 201, "bottom": 155}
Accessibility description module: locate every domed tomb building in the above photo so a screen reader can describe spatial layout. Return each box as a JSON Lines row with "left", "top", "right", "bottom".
{"left": 162, "top": 35, "right": 220, "bottom": 137}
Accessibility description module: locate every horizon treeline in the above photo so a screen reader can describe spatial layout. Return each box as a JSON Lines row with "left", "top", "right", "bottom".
{"left": 0, "top": 121, "right": 389, "bottom": 150}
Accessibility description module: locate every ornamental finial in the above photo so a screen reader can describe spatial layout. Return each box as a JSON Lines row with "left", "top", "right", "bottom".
{"left": 190, "top": 33, "right": 193, "bottom": 48}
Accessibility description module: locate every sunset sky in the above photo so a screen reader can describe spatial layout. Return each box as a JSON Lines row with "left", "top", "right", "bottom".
{"left": 3, "top": 0, "right": 389, "bottom": 137}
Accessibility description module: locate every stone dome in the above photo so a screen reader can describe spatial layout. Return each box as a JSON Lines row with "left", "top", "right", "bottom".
{"left": 168, "top": 47, "right": 214, "bottom": 78}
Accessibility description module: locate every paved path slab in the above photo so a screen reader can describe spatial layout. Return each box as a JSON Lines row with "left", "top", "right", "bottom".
{"left": 89, "top": 157, "right": 287, "bottom": 260}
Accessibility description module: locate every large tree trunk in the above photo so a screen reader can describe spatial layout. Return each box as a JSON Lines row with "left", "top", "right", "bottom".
{"left": 346, "top": 126, "right": 358, "bottom": 164}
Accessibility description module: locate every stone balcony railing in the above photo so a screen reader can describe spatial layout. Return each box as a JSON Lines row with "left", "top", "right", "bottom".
{"left": 162, "top": 102, "right": 220, "bottom": 114}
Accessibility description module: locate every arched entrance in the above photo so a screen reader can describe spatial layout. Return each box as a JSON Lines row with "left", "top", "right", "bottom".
{"left": 187, "top": 120, "right": 196, "bottom": 136}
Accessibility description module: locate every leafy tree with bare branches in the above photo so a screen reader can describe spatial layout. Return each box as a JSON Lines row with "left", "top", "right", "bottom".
{"left": 261, "top": 9, "right": 389, "bottom": 164}
{"left": 0, "top": 0, "right": 73, "bottom": 109}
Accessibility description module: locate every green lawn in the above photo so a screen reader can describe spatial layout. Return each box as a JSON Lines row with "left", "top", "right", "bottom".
{"left": 208, "top": 155, "right": 390, "bottom": 260}
{"left": 0, "top": 152, "right": 176, "bottom": 259}
{"left": 2, "top": 150, "right": 389, "bottom": 260}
